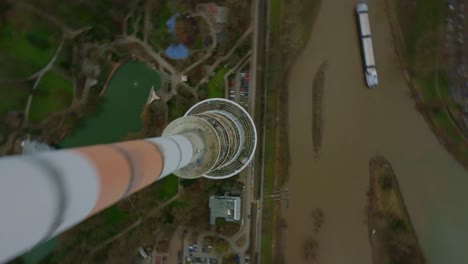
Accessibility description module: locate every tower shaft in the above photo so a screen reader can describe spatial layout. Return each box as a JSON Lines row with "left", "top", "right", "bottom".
{"left": 0, "top": 136, "right": 192, "bottom": 262}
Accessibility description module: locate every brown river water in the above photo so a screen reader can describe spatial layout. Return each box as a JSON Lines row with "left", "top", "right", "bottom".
{"left": 283, "top": 0, "right": 468, "bottom": 263}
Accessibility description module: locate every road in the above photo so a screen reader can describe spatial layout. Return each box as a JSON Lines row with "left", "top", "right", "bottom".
{"left": 195, "top": 26, "right": 253, "bottom": 88}
{"left": 248, "top": 0, "right": 268, "bottom": 263}
{"left": 23, "top": 39, "right": 65, "bottom": 125}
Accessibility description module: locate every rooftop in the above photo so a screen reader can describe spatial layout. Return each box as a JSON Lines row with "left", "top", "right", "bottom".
{"left": 209, "top": 195, "right": 241, "bottom": 225}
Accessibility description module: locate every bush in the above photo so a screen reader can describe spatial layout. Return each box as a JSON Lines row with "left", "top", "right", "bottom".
{"left": 379, "top": 173, "right": 393, "bottom": 191}
{"left": 181, "top": 178, "right": 198, "bottom": 187}
{"left": 388, "top": 214, "right": 407, "bottom": 234}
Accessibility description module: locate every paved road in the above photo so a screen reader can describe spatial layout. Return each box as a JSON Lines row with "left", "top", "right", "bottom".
{"left": 249, "top": 0, "right": 268, "bottom": 263}
{"left": 195, "top": 26, "right": 253, "bottom": 88}
{"left": 23, "top": 39, "right": 65, "bottom": 125}
{"left": 181, "top": 12, "right": 218, "bottom": 75}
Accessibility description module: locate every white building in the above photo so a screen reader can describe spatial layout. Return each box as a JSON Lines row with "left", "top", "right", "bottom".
{"left": 209, "top": 195, "right": 241, "bottom": 224}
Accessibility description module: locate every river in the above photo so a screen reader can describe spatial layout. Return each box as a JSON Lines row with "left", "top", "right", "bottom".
{"left": 284, "top": 0, "right": 468, "bottom": 263}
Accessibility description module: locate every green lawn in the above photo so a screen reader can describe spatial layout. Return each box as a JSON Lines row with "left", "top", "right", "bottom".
{"left": 419, "top": 74, "right": 438, "bottom": 101}
{"left": 149, "top": 3, "right": 173, "bottom": 50}
{"left": 29, "top": 71, "right": 73, "bottom": 124}
{"left": 157, "top": 174, "right": 179, "bottom": 200}
{"left": 55, "top": 42, "right": 73, "bottom": 73}
{"left": 0, "top": 83, "right": 30, "bottom": 115}
{"left": 0, "top": 7, "right": 61, "bottom": 79}
{"left": 436, "top": 72, "right": 459, "bottom": 109}
{"left": 270, "top": 0, "right": 281, "bottom": 39}
{"left": 207, "top": 68, "right": 228, "bottom": 98}
{"left": 418, "top": 71, "right": 463, "bottom": 145}
{"left": 398, "top": 0, "right": 444, "bottom": 59}
{"left": 433, "top": 110, "right": 463, "bottom": 144}
{"left": 101, "top": 206, "right": 130, "bottom": 226}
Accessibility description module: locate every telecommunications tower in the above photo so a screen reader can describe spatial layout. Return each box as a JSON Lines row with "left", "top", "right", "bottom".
{"left": 0, "top": 99, "right": 257, "bottom": 262}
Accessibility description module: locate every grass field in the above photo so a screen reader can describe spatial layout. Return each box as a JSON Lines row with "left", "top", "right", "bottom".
{"left": 157, "top": 174, "right": 179, "bottom": 200}
{"left": 0, "top": 6, "right": 61, "bottom": 79}
{"left": 0, "top": 83, "right": 30, "bottom": 115}
{"left": 419, "top": 73, "right": 439, "bottom": 101}
{"left": 207, "top": 68, "right": 228, "bottom": 98}
{"left": 398, "top": 0, "right": 444, "bottom": 60}
{"left": 29, "top": 71, "right": 73, "bottom": 124}
{"left": 261, "top": 61, "right": 278, "bottom": 263}
{"left": 260, "top": 0, "right": 282, "bottom": 258}
{"left": 149, "top": 2, "right": 173, "bottom": 50}
{"left": 270, "top": 0, "right": 281, "bottom": 38}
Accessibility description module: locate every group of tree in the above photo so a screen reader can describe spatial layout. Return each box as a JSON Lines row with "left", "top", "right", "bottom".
{"left": 175, "top": 14, "right": 200, "bottom": 46}
{"left": 209, "top": 236, "right": 230, "bottom": 254}
{"left": 140, "top": 101, "right": 167, "bottom": 137}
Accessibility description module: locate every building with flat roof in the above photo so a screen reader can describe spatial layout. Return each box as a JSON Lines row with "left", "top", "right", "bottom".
{"left": 209, "top": 195, "right": 241, "bottom": 225}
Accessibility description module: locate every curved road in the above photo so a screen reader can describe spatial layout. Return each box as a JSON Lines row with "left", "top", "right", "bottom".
{"left": 284, "top": 0, "right": 468, "bottom": 263}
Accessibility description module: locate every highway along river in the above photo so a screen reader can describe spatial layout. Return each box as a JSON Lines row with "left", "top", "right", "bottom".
{"left": 284, "top": 0, "right": 468, "bottom": 263}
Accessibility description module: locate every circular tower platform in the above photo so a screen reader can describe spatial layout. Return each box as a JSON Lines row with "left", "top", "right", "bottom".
{"left": 162, "top": 99, "right": 257, "bottom": 179}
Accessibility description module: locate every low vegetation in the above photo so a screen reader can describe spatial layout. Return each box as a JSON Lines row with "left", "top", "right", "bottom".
{"left": 207, "top": 68, "right": 229, "bottom": 98}
{"left": 29, "top": 71, "right": 73, "bottom": 124}
{"left": 368, "top": 156, "right": 425, "bottom": 264}
{"left": 394, "top": 0, "right": 468, "bottom": 167}
{"left": 156, "top": 174, "right": 179, "bottom": 200}
{"left": 0, "top": 5, "right": 61, "bottom": 79}
{"left": 207, "top": 236, "right": 231, "bottom": 254}
{"left": 215, "top": 218, "right": 240, "bottom": 237}
{"left": 0, "top": 83, "right": 29, "bottom": 116}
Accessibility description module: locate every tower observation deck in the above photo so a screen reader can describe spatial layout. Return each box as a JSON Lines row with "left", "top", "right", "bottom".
{"left": 0, "top": 99, "right": 257, "bottom": 263}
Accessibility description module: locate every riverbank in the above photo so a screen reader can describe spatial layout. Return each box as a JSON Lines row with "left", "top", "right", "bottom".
{"left": 385, "top": 0, "right": 468, "bottom": 171}
{"left": 368, "top": 156, "right": 425, "bottom": 264}
{"left": 261, "top": 0, "right": 323, "bottom": 262}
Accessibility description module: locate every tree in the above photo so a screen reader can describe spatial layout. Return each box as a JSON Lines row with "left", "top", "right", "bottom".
{"left": 379, "top": 173, "right": 393, "bottom": 191}
{"left": 140, "top": 105, "right": 155, "bottom": 127}
{"left": 212, "top": 238, "right": 230, "bottom": 254}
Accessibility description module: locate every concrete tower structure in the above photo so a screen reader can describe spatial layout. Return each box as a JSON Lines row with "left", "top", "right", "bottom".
{"left": 0, "top": 99, "right": 256, "bottom": 263}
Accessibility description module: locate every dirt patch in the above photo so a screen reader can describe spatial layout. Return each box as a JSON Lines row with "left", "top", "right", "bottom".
{"left": 312, "top": 61, "right": 328, "bottom": 159}
{"left": 368, "top": 156, "right": 425, "bottom": 264}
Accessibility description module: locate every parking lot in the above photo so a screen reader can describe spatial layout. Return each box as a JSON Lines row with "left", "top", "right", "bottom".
{"left": 227, "top": 66, "right": 250, "bottom": 110}
{"left": 182, "top": 236, "right": 220, "bottom": 264}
